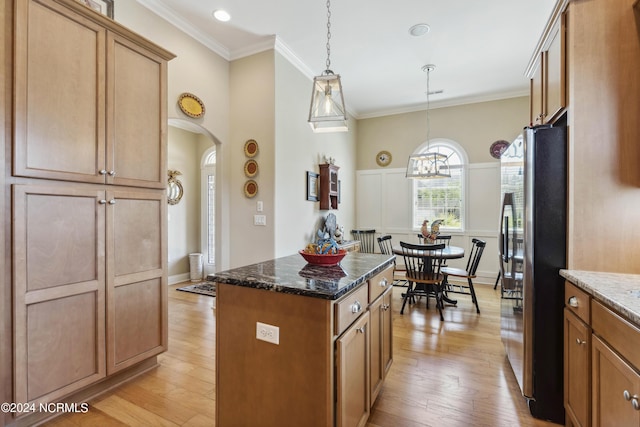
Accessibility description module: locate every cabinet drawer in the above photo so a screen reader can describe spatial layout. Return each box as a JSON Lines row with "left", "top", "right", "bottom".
{"left": 565, "top": 281, "right": 590, "bottom": 323}
{"left": 335, "top": 285, "right": 368, "bottom": 336}
{"left": 369, "top": 266, "right": 393, "bottom": 303}
{"left": 592, "top": 300, "right": 640, "bottom": 370}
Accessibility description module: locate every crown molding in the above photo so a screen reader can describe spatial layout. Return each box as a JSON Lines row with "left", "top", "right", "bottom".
{"left": 136, "top": 0, "right": 230, "bottom": 59}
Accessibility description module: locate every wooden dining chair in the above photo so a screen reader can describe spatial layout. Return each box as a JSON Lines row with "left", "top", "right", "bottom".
{"left": 441, "top": 238, "right": 486, "bottom": 314}
{"left": 351, "top": 229, "right": 376, "bottom": 253}
{"left": 377, "top": 235, "right": 406, "bottom": 287}
{"left": 399, "top": 241, "right": 446, "bottom": 320}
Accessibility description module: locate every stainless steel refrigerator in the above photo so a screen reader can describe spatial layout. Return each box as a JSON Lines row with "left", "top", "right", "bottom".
{"left": 499, "top": 113, "right": 567, "bottom": 424}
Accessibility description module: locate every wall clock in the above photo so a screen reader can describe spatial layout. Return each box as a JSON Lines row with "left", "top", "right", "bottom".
{"left": 178, "top": 92, "right": 205, "bottom": 118}
{"left": 376, "top": 150, "right": 392, "bottom": 167}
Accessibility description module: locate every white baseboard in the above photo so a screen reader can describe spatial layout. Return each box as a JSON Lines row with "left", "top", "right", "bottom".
{"left": 169, "top": 273, "right": 190, "bottom": 285}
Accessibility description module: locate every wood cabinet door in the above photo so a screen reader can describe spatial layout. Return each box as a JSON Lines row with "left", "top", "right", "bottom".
{"left": 371, "top": 286, "right": 393, "bottom": 405}
{"left": 592, "top": 336, "right": 640, "bottom": 427}
{"left": 14, "top": 0, "right": 106, "bottom": 184}
{"left": 564, "top": 308, "right": 591, "bottom": 427}
{"left": 369, "top": 295, "right": 383, "bottom": 404}
{"left": 107, "top": 33, "right": 167, "bottom": 189}
{"left": 106, "top": 189, "right": 167, "bottom": 374}
{"left": 13, "top": 185, "right": 106, "bottom": 404}
{"left": 544, "top": 14, "right": 567, "bottom": 124}
{"left": 336, "top": 311, "right": 370, "bottom": 427}
{"left": 530, "top": 53, "right": 544, "bottom": 125}
{"left": 381, "top": 288, "right": 393, "bottom": 376}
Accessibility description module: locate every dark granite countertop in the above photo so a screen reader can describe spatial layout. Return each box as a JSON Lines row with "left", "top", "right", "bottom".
{"left": 207, "top": 252, "right": 395, "bottom": 300}
{"left": 560, "top": 270, "right": 640, "bottom": 326}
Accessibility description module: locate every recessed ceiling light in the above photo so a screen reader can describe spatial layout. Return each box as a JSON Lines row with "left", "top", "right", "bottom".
{"left": 409, "top": 23, "right": 430, "bottom": 37}
{"left": 213, "top": 9, "right": 231, "bottom": 22}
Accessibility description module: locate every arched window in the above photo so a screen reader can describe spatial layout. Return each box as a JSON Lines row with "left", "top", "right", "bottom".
{"left": 411, "top": 139, "right": 467, "bottom": 231}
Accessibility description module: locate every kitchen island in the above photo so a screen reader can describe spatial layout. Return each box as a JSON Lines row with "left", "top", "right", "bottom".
{"left": 208, "top": 252, "right": 395, "bottom": 427}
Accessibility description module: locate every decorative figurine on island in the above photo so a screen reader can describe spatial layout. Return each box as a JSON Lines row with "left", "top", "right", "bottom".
{"left": 303, "top": 213, "right": 342, "bottom": 255}
{"left": 420, "top": 219, "right": 444, "bottom": 243}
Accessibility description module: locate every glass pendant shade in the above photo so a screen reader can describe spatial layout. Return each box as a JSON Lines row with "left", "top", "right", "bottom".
{"left": 308, "top": 72, "right": 348, "bottom": 133}
{"left": 406, "top": 152, "right": 452, "bottom": 179}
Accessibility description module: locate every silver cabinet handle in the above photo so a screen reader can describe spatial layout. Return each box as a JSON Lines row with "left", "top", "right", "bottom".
{"left": 382, "top": 304, "right": 390, "bottom": 311}
{"left": 108, "top": 199, "right": 116, "bottom": 205}
{"left": 350, "top": 301, "right": 362, "bottom": 314}
{"left": 99, "top": 169, "right": 107, "bottom": 175}
{"left": 576, "top": 338, "right": 586, "bottom": 345}
{"left": 625, "top": 392, "right": 640, "bottom": 410}
{"left": 108, "top": 170, "right": 116, "bottom": 176}
{"left": 356, "top": 327, "right": 365, "bottom": 334}
{"left": 379, "top": 277, "right": 388, "bottom": 287}
{"left": 98, "top": 199, "right": 107, "bottom": 204}
{"left": 568, "top": 296, "right": 579, "bottom": 308}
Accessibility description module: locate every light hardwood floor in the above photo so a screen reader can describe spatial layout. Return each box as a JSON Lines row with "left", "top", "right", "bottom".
{"left": 46, "top": 282, "right": 561, "bottom": 426}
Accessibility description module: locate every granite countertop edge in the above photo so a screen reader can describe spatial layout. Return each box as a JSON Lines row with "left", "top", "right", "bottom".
{"left": 208, "top": 253, "right": 395, "bottom": 301}
{"left": 560, "top": 269, "right": 640, "bottom": 326}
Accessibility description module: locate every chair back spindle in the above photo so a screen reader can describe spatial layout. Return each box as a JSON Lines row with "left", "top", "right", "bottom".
{"left": 351, "top": 229, "right": 376, "bottom": 253}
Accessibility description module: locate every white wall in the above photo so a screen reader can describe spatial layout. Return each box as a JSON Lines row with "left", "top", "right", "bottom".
{"left": 116, "top": 0, "right": 232, "bottom": 270}
{"left": 356, "top": 163, "right": 500, "bottom": 284}
{"left": 274, "top": 52, "right": 358, "bottom": 257}
{"left": 355, "top": 97, "right": 529, "bottom": 283}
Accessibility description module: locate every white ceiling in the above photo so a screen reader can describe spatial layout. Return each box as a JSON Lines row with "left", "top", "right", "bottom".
{"left": 137, "top": 0, "right": 557, "bottom": 119}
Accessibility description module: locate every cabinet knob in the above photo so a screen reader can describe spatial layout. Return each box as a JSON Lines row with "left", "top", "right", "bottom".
{"left": 98, "top": 199, "right": 107, "bottom": 205}
{"left": 624, "top": 390, "right": 632, "bottom": 401}
{"left": 350, "top": 301, "right": 362, "bottom": 314}
{"left": 379, "top": 278, "right": 388, "bottom": 287}
{"left": 99, "top": 169, "right": 107, "bottom": 175}
{"left": 632, "top": 397, "right": 640, "bottom": 411}
{"left": 382, "top": 304, "right": 390, "bottom": 311}
{"left": 575, "top": 338, "right": 586, "bottom": 345}
{"left": 356, "top": 327, "right": 365, "bottom": 334}
{"left": 108, "top": 170, "right": 116, "bottom": 176}
{"left": 568, "top": 296, "right": 579, "bottom": 308}
{"left": 108, "top": 199, "right": 116, "bottom": 205}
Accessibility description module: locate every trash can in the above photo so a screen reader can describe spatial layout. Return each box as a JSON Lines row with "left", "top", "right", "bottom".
{"left": 189, "top": 253, "right": 203, "bottom": 282}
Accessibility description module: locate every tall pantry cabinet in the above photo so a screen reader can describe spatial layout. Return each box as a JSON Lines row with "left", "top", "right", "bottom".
{"left": 3, "top": 0, "right": 174, "bottom": 423}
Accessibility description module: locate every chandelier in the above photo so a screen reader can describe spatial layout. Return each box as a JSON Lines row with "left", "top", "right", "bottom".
{"left": 406, "top": 65, "right": 451, "bottom": 179}
{"left": 308, "top": 0, "right": 348, "bottom": 133}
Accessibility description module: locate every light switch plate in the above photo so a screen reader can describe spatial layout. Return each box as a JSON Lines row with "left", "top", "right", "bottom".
{"left": 254, "top": 215, "right": 266, "bottom": 226}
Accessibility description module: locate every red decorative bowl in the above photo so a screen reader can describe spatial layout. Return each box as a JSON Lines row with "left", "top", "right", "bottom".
{"left": 299, "top": 249, "right": 347, "bottom": 265}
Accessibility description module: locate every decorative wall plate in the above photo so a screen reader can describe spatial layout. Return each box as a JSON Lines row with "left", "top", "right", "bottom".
{"left": 244, "top": 180, "right": 258, "bottom": 198}
{"left": 490, "top": 140, "right": 510, "bottom": 159}
{"left": 244, "top": 159, "right": 258, "bottom": 178}
{"left": 244, "top": 139, "right": 259, "bottom": 157}
{"left": 178, "top": 92, "right": 205, "bottom": 118}
{"left": 376, "top": 150, "right": 392, "bottom": 167}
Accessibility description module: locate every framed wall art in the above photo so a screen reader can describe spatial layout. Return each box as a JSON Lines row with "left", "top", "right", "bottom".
{"left": 306, "top": 171, "right": 319, "bottom": 202}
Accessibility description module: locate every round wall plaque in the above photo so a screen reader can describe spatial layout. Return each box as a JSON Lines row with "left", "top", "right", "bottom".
{"left": 244, "top": 159, "right": 258, "bottom": 177}
{"left": 178, "top": 92, "right": 205, "bottom": 118}
{"left": 244, "top": 180, "right": 258, "bottom": 198}
{"left": 244, "top": 139, "right": 259, "bottom": 157}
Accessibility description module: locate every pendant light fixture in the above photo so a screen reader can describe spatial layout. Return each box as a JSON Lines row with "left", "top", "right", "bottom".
{"left": 308, "top": 0, "right": 348, "bottom": 133}
{"left": 406, "top": 65, "right": 451, "bottom": 179}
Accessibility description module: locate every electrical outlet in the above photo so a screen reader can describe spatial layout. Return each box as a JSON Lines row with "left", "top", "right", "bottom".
{"left": 256, "top": 322, "right": 279, "bottom": 345}
{"left": 254, "top": 215, "right": 266, "bottom": 226}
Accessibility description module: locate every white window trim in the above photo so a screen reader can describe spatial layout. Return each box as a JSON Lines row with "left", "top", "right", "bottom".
{"left": 411, "top": 138, "right": 468, "bottom": 233}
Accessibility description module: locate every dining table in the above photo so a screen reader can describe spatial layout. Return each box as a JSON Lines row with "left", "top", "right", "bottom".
{"left": 393, "top": 244, "right": 465, "bottom": 305}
